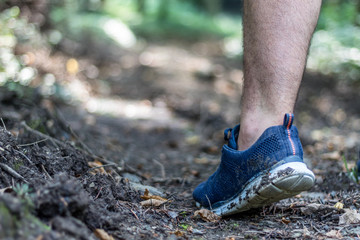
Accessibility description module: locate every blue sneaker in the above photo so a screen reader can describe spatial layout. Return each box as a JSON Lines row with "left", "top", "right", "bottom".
{"left": 193, "top": 113, "right": 315, "bottom": 216}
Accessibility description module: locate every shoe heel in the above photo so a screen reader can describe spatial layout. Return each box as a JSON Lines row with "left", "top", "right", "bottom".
{"left": 270, "top": 161, "right": 315, "bottom": 191}
{"left": 212, "top": 161, "right": 315, "bottom": 216}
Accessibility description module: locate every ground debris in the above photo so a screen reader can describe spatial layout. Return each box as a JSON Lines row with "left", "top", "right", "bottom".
{"left": 36, "top": 174, "right": 90, "bottom": 219}
{"left": 281, "top": 216, "right": 291, "bottom": 224}
{"left": 129, "top": 182, "right": 165, "bottom": 197}
{"left": 141, "top": 188, "right": 168, "bottom": 201}
{"left": 334, "top": 202, "right": 344, "bottom": 210}
{"left": 326, "top": 229, "right": 342, "bottom": 238}
{"left": 187, "top": 226, "right": 205, "bottom": 235}
{"left": 52, "top": 216, "right": 97, "bottom": 240}
{"left": 0, "top": 186, "right": 13, "bottom": 194}
{"left": 300, "top": 203, "right": 343, "bottom": 215}
{"left": 303, "top": 226, "right": 311, "bottom": 238}
{"left": 93, "top": 229, "right": 114, "bottom": 240}
{"left": 0, "top": 162, "right": 28, "bottom": 183}
{"left": 0, "top": 92, "right": 146, "bottom": 239}
{"left": 140, "top": 199, "right": 167, "bottom": 207}
{"left": 339, "top": 209, "right": 360, "bottom": 225}
{"left": 321, "top": 151, "right": 341, "bottom": 161}
{"left": 193, "top": 209, "right": 221, "bottom": 222}
{"left": 140, "top": 188, "right": 169, "bottom": 207}
{"left": 169, "top": 229, "right": 186, "bottom": 237}
{"left": 88, "top": 160, "right": 109, "bottom": 175}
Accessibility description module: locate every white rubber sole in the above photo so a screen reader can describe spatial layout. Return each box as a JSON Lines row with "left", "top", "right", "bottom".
{"left": 197, "top": 162, "right": 315, "bottom": 217}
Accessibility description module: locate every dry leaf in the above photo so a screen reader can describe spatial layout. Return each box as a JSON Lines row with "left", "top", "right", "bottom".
{"left": 303, "top": 226, "right": 311, "bottom": 238}
{"left": 185, "top": 135, "right": 200, "bottom": 145}
{"left": 194, "top": 157, "right": 209, "bottom": 164}
{"left": 281, "top": 217, "right": 291, "bottom": 224}
{"left": 194, "top": 209, "right": 221, "bottom": 222}
{"left": 339, "top": 209, "right": 360, "bottom": 225}
{"left": 141, "top": 188, "right": 168, "bottom": 201}
{"left": 94, "top": 229, "right": 114, "bottom": 240}
{"left": 88, "top": 160, "right": 107, "bottom": 175}
{"left": 140, "top": 199, "right": 167, "bottom": 207}
{"left": 170, "top": 230, "right": 185, "bottom": 237}
{"left": 334, "top": 202, "right": 344, "bottom": 210}
{"left": 190, "top": 170, "right": 200, "bottom": 177}
{"left": 225, "top": 237, "right": 236, "bottom": 240}
{"left": 35, "top": 235, "right": 43, "bottom": 240}
{"left": 66, "top": 58, "right": 79, "bottom": 74}
{"left": 326, "top": 230, "right": 342, "bottom": 238}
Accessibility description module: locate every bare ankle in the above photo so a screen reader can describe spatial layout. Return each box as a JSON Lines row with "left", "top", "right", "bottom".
{"left": 237, "top": 113, "right": 284, "bottom": 150}
{"left": 238, "top": 126, "right": 261, "bottom": 150}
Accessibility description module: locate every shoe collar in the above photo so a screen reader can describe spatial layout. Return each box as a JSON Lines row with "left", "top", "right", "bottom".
{"left": 224, "top": 124, "right": 240, "bottom": 150}
{"left": 223, "top": 113, "right": 294, "bottom": 150}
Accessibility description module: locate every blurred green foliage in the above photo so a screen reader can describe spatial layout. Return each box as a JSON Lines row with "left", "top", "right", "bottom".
{"left": 43, "top": 0, "right": 360, "bottom": 82}
{"left": 48, "top": 0, "right": 241, "bottom": 45}
{"left": 0, "top": 7, "right": 38, "bottom": 87}
{"left": 101, "top": 0, "right": 241, "bottom": 40}
{"left": 308, "top": 0, "right": 360, "bottom": 81}
{"left": 1, "top": 0, "right": 360, "bottom": 83}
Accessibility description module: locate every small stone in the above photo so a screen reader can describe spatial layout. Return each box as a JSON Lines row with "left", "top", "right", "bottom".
{"left": 339, "top": 209, "right": 360, "bottom": 225}
{"left": 129, "top": 182, "right": 165, "bottom": 197}
{"left": 122, "top": 173, "right": 142, "bottom": 183}
{"left": 321, "top": 151, "right": 341, "bottom": 161}
{"left": 168, "top": 211, "right": 178, "bottom": 219}
{"left": 192, "top": 228, "right": 205, "bottom": 235}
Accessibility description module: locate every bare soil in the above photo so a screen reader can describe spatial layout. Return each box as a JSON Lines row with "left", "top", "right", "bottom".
{"left": 1, "top": 37, "right": 360, "bottom": 240}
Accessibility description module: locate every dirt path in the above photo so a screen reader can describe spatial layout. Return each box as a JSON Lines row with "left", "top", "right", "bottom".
{"left": 1, "top": 39, "right": 360, "bottom": 239}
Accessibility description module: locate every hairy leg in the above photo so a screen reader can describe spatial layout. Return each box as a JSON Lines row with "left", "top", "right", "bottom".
{"left": 238, "top": 0, "right": 322, "bottom": 150}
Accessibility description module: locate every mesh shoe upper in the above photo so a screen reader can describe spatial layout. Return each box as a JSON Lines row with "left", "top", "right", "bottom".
{"left": 193, "top": 113, "right": 304, "bottom": 209}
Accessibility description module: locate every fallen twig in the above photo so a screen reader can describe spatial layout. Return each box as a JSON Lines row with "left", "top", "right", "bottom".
{"left": 94, "top": 186, "right": 103, "bottom": 200}
{"left": 88, "top": 163, "right": 117, "bottom": 172}
{"left": 15, "top": 150, "right": 34, "bottom": 165}
{"left": 41, "top": 165, "right": 53, "bottom": 180}
{"left": 18, "top": 138, "right": 48, "bottom": 147}
{"left": 130, "top": 209, "right": 140, "bottom": 221}
{"left": 53, "top": 109, "right": 123, "bottom": 170}
{"left": 0, "top": 118, "right": 7, "bottom": 130}
{"left": 310, "top": 221, "right": 322, "bottom": 234}
{"left": 54, "top": 106, "right": 98, "bottom": 156}
{"left": 53, "top": 107, "right": 109, "bottom": 161}
{"left": 21, "top": 121, "right": 66, "bottom": 148}
{"left": 153, "top": 159, "right": 166, "bottom": 179}
{"left": 21, "top": 121, "right": 122, "bottom": 174}
{"left": 0, "top": 158, "right": 28, "bottom": 184}
{"left": 67, "top": 125, "right": 97, "bottom": 156}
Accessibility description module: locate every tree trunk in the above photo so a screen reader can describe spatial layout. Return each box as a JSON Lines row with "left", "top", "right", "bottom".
{"left": 202, "top": 0, "right": 221, "bottom": 16}
{"left": 157, "top": 0, "right": 170, "bottom": 21}
{"left": 136, "top": 0, "right": 146, "bottom": 15}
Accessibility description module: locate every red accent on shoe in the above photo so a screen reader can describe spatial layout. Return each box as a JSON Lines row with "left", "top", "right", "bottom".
{"left": 286, "top": 114, "right": 296, "bottom": 155}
